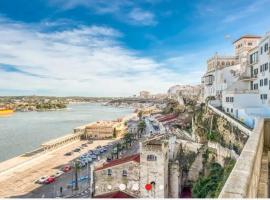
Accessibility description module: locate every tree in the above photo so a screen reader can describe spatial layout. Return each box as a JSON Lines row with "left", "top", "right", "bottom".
{"left": 137, "top": 120, "right": 146, "bottom": 138}
{"left": 137, "top": 110, "right": 143, "bottom": 120}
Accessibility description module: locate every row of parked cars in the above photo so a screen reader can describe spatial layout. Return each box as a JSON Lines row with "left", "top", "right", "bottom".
{"left": 35, "top": 141, "right": 113, "bottom": 185}
{"left": 35, "top": 165, "right": 71, "bottom": 184}
{"left": 76, "top": 145, "right": 109, "bottom": 168}
{"left": 64, "top": 141, "right": 93, "bottom": 156}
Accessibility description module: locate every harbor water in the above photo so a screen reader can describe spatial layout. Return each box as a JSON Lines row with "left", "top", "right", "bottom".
{"left": 0, "top": 103, "right": 132, "bottom": 162}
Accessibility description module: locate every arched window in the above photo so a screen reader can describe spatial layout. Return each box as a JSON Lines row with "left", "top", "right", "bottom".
{"left": 147, "top": 154, "right": 157, "bottom": 161}
{"left": 122, "top": 170, "right": 127, "bottom": 176}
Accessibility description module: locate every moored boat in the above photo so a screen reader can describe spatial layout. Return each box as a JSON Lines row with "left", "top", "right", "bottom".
{"left": 0, "top": 108, "right": 14, "bottom": 115}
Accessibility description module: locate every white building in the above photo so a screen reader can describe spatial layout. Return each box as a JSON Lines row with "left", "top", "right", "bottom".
{"left": 204, "top": 34, "right": 270, "bottom": 128}
{"left": 202, "top": 53, "right": 239, "bottom": 100}
{"left": 202, "top": 35, "right": 261, "bottom": 101}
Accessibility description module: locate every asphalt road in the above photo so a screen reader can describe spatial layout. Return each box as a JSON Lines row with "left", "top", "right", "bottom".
{"left": 19, "top": 139, "right": 139, "bottom": 198}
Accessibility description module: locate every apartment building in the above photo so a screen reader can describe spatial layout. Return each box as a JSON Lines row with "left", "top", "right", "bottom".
{"left": 203, "top": 34, "right": 270, "bottom": 128}
{"left": 202, "top": 53, "right": 239, "bottom": 100}
{"left": 202, "top": 35, "right": 261, "bottom": 101}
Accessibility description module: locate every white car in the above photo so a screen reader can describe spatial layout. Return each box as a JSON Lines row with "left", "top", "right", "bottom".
{"left": 54, "top": 170, "right": 64, "bottom": 178}
{"left": 35, "top": 176, "right": 48, "bottom": 184}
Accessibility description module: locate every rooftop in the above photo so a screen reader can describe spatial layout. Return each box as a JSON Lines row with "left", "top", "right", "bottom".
{"left": 95, "top": 154, "right": 140, "bottom": 171}
{"left": 233, "top": 35, "right": 261, "bottom": 44}
{"left": 94, "top": 191, "right": 135, "bottom": 198}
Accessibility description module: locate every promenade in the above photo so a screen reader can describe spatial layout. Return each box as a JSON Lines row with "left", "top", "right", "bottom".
{"left": 0, "top": 139, "right": 113, "bottom": 197}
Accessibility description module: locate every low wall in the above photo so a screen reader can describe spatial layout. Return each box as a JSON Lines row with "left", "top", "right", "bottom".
{"left": 219, "top": 119, "right": 265, "bottom": 198}
{"left": 208, "top": 103, "right": 252, "bottom": 135}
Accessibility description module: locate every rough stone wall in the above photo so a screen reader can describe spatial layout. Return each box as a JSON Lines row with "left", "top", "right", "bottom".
{"left": 219, "top": 119, "right": 265, "bottom": 198}
{"left": 208, "top": 141, "right": 239, "bottom": 166}
{"left": 94, "top": 161, "right": 140, "bottom": 197}
{"left": 169, "top": 161, "right": 181, "bottom": 198}
{"left": 139, "top": 142, "right": 169, "bottom": 198}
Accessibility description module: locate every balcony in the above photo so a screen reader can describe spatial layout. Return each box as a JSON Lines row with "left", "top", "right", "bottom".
{"left": 239, "top": 72, "right": 257, "bottom": 81}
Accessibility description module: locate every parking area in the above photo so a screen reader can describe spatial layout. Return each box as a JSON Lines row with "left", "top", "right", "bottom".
{"left": 0, "top": 139, "right": 114, "bottom": 198}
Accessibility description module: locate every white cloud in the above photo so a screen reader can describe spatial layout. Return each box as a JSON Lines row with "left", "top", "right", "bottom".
{"left": 0, "top": 17, "right": 200, "bottom": 96}
{"left": 128, "top": 8, "right": 157, "bottom": 26}
{"left": 49, "top": 0, "right": 158, "bottom": 27}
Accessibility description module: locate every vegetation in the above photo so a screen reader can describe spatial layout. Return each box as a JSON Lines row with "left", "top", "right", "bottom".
{"left": 192, "top": 157, "right": 235, "bottom": 198}
{"left": 176, "top": 147, "right": 197, "bottom": 172}
{"left": 137, "top": 120, "right": 146, "bottom": 138}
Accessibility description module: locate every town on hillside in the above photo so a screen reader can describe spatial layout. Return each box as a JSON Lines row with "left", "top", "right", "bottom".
{"left": 1, "top": 33, "right": 270, "bottom": 199}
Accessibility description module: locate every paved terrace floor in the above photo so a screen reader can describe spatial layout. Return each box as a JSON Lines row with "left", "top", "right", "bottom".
{"left": 0, "top": 139, "right": 113, "bottom": 197}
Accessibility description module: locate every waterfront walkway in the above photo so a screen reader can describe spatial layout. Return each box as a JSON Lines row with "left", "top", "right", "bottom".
{"left": 0, "top": 139, "right": 113, "bottom": 197}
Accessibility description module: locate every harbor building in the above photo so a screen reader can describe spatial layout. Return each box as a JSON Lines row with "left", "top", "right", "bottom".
{"left": 84, "top": 120, "right": 126, "bottom": 139}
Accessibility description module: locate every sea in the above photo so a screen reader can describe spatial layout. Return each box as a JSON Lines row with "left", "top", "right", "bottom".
{"left": 0, "top": 103, "right": 133, "bottom": 162}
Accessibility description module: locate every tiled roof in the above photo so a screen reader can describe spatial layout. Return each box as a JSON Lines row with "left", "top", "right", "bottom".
{"left": 94, "top": 191, "right": 135, "bottom": 198}
{"left": 233, "top": 35, "right": 261, "bottom": 43}
{"left": 156, "top": 114, "right": 178, "bottom": 122}
{"left": 95, "top": 154, "right": 140, "bottom": 171}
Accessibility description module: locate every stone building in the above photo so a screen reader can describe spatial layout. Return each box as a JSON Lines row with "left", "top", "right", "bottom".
{"left": 83, "top": 119, "right": 126, "bottom": 139}
{"left": 139, "top": 136, "right": 170, "bottom": 198}
{"left": 93, "top": 154, "right": 140, "bottom": 197}
{"left": 93, "top": 134, "right": 184, "bottom": 198}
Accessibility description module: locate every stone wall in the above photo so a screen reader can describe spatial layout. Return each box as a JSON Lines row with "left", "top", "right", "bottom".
{"left": 93, "top": 161, "right": 140, "bottom": 197}
{"left": 219, "top": 119, "right": 265, "bottom": 198}
{"left": 208, "top": 141, "right": 239, "bottom": 166}
{"left": 139, "top": 141, "right": 169, "bottom": 198}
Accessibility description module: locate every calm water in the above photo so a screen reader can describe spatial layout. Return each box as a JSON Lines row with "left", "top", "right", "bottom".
{"left": 0, "top": 103, "right": 133, "bottom": 162}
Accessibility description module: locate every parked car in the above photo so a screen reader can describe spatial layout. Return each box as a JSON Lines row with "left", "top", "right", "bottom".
{"left": 44, "top": 176, "right": 55, "bottom": 184}
{"left": 35, "top": 176, "right": 48, "bottom": 184}
{"left": 62, "top": 165, "right": 72, "bottom": 172}
{"left": 97, "top": 145, "right": 102, "bottom": 149}
{"left": 54, "top": 170, "right": 64, "bottom": 178}
{"left": 106, "top": 157, "right": 112, "bottom": 162}
{"left": 87, "top": 140, "right": 93, "bottom": 144}
{"left": 91, "top": 155, "right": 97, "bottom": 160}
{"left": 82, "top": 143, "right": 88, "bottom": 147}
{"left": 73, "top": 148, "right": 81, "bottom": 152}
{"left": 64, "top": 152, "right": 72, "bottom": 156}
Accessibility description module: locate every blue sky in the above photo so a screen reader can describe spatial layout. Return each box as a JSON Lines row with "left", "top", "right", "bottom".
{"left": 0, "top": 0, "right": 270, "bottom": 96}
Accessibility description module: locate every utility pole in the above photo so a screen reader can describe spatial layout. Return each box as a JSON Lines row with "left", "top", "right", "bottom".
{"left": 74, "top": 161, "right": 79, "bottom": 191}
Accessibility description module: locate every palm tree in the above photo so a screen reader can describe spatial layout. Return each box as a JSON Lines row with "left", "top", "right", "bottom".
{"left": 137, "top": 110, "right": 143, "bottom": 120}
{"left": 123, "top": 133, "right": 133, "bottom": 148}
{"left": 137, "top": 120, "right": 146, "bottom": 138}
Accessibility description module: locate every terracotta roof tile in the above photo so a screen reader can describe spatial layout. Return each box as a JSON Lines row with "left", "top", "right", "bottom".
{"left": 94, "top": 191, "right": 135, "bottom": 198}
{"left": 95, "top": 154, "right": 140, "bottom": 171}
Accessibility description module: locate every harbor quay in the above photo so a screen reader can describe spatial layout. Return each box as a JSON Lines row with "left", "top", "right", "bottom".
{"left": 0, "top": 114, "right": 136, "bottom": 198}
{"left": 0, "top": 138, "right": 114, "bottom": 197}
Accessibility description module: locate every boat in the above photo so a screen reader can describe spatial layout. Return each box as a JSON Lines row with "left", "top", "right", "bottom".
{"left": 0, "top": 108, "right": 14, "bottom": 115}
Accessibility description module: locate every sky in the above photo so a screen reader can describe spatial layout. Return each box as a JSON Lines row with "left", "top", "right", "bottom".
{"left": 0, "top": 0, "right": 270, "bottom": 97}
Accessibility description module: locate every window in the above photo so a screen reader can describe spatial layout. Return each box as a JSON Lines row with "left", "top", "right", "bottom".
{"left": 254, "top": 83, "right": 258, "bottom": 90}
{"left": 265, "top": 43, "right": 269, "bottom": 52}
{"left": 261, "top": 46, "right": 263, "bottom": 54}
{"left": 254, "top": 68, "right": 258, "bottom": 75}
{"left": 260, "top": 79, "right": 263, "bottom": 86}
{"left": 107, "top": 169, "right": 112, "bottom": 176}
{"left": 122, "top": 170, "right": 127, "bottom": 177}
{"left": 227, "top": 108, "right": 229, "bottom": 112}
{"left": 248, "top": 42, "right": 252, "bottom": 46}
{"left": 231, "top": 108, "right": 233, "bottom": 113}
{"left": 261, "top": 94, "right": 267, "bottom": 100}
{"left": 147, "top": 154, "right": 157, "bottom": 161}
{"left": 250, "top": 81, "right": 253, "bottom": 90}
{"left": 264, "top": 78, "right": 268, "bottom": 86}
